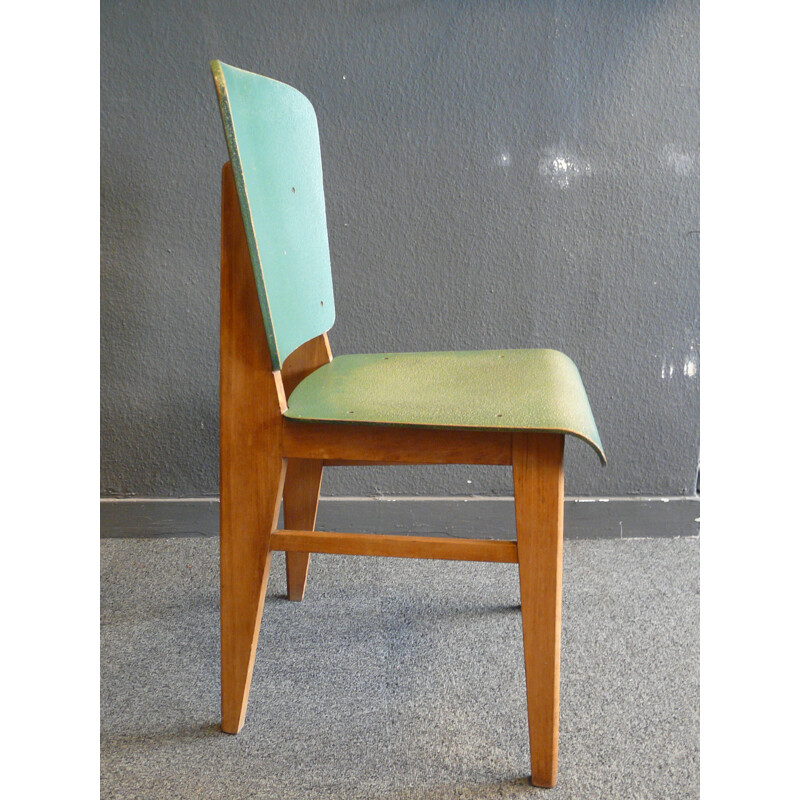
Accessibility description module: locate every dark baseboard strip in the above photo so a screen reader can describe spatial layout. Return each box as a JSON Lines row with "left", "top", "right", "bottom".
{"left": 100, "top": 496, "right": 699, "bottom": 540}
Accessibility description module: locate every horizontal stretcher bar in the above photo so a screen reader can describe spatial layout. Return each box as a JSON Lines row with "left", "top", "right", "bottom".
{"left": 269, "top": 530, "right": 519, "bottom": 563}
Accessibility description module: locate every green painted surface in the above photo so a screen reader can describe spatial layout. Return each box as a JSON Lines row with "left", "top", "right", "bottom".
{"left": 286, "top": 349, "right": 606, "bottom": 463}
{"left": 210, "top": 62, "right": 604, "bottom": 465}
{"left": 211, "top": 61, "right": 335, "bottom": 369}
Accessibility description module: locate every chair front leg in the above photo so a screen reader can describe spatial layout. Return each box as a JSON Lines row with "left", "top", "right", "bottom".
{"left": 513, "top": 432, "right": 565, "bottom": 788}
{"left": 283, "top": 458, "right": 324, "bottom": 601}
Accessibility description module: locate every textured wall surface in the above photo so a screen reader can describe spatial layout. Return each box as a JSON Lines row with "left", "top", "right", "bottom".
{"left": 101, "top": 0, "right": 699, "bottom": 498}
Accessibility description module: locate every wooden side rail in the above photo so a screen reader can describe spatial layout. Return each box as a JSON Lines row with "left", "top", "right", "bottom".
{"left": 282, "top": 421, "right": 513, "bottom": 465}
{"left": 270, "top": 530, "right": 519, "bottom": 563}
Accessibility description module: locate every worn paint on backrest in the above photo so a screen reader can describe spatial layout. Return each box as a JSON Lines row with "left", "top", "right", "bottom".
{"left": 211, "top": 61, "right": 335, "bottom": 369}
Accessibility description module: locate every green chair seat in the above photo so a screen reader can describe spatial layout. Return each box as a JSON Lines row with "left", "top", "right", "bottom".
{"left": 285, "top": 349, "right": 605, "bottom": 463}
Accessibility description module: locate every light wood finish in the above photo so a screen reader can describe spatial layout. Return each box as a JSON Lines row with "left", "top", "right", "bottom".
{"left": 322, "top": 460, "right": 435, "bottom": 467}
{"left": 513, "top": 432, "right": 565, "bottom": 788}
{"left": 283, "top": 459, "right": 324, "bottom": 601}
{"left": 213, "top": 62, "right": 604, "bottom": 786}
{"left": 281, "top": 334, "right": 333, "bottom": 397}
{"left": 215, "top": 152, "right": 591, "bottom": 788}
{"left": 282, "top": 421, "right": 512, "bottom": 464}
{"left": 280, "top": 337, "right": 333, "bottom": 602}
{"left": 271, "top": 529, "right": 518, "bottom": 563}
{"left": 219, "top": 162, "right": 288, "bottom": 734}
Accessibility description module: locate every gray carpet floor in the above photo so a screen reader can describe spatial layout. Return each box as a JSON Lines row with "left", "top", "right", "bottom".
{"left": 101, "top": 537, "right": 699, "bottom": 799}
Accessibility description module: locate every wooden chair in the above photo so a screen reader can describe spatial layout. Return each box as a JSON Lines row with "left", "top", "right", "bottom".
{"left": 211, "top": 60, "right": 605, "bottom": 788}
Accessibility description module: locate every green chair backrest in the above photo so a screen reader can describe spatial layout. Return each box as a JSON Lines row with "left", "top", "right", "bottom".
{"left": 211, "top": 61, "right": 335, "bottom": 369}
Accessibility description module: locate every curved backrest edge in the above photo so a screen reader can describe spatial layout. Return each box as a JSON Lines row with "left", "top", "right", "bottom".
{"left": 210, "top": 60, "right": 336, "bottom": 369}
{"left": 211, "top": 60, "right": 282, "bottom": 367}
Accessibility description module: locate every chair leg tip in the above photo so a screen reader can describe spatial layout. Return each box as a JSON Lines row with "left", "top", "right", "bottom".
{"left": 221, "top": 712, "right": 245, "bottom": 735}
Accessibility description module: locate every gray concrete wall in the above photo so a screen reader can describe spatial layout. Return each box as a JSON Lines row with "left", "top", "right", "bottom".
{"left": 101, "top": 0, "right": 699, "bottom": 499}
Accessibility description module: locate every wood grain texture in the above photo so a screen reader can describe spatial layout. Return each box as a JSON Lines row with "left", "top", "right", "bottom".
{"left": 219, "top": 162, "right": 287, "bottom": 734}
{"left": 270, "top": 530, "right": 518, "bottom": 563}
{"left": 280, "top": 337, "right": 332, "bottom": 601}
{"left": 513, "top": 432, "right": 565, "bottom": 788}
{"left": 281, "top": 334, "right": 332, "bottom": 398}
{"left": 283, "top": 459, "right": 324, "bottom": 601}
{"left": 282, "top": 421, "right": 512, "bottom": 464}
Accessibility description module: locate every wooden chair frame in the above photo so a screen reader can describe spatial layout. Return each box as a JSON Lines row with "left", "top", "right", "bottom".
{"left": 219, "top": 162, "right": 567, "bottom": 787}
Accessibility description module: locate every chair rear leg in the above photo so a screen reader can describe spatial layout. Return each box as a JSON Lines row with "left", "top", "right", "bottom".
{"left": 284, "top": 458, "right": 324, "bottom": 601}
{"left": 219, "top": 455, "right": 286, "bottom": 733}
{"left": 513, "top": 432, "right": 565, "bottom": 788}
{"left": 219, "top": 161, "right": 288, "bottom": 733}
